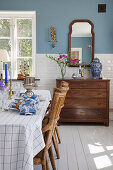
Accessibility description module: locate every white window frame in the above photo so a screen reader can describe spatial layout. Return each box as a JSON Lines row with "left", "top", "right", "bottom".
{"left": 0, "top": 11, "right": 36, "bottom": 79}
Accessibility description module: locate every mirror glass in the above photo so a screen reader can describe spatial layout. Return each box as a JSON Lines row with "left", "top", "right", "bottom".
{"left": 69, "top": 20, "right": 94, "bottom": 66}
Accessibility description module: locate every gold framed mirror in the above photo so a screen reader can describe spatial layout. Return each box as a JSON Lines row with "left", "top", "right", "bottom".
{"left": 68, "top": 19, "right": 95, "bottom": 67}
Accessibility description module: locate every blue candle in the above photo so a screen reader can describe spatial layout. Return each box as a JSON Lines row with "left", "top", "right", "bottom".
{"left": 5, "top": 64, "right": 7, "bottom": 83}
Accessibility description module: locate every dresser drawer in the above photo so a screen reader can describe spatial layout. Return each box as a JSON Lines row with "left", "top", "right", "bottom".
{"left": 60, "top": 108, "right": 106, "bottom": 121}
{"left": 69, "top": 81, "right": 107, "bottom": 89}
{"left": 67, "top": 89, "right": 106, "bottom": 98}
{"left": 64, "top": 98, "right": 106, "bottom": 109}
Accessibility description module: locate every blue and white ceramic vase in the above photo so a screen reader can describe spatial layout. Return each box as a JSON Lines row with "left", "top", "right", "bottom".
{"left": 91, "top": 58, "right": 102, "bottom": 79}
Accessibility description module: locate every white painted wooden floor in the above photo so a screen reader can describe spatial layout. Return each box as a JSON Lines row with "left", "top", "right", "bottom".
{"left": 34, "top": 121, "right": 113, "bottom": 170}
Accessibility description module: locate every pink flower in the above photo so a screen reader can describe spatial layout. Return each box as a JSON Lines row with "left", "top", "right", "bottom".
{"left": 64, "top": 55, "right": 68, "bottom": 58}
{"left": 70, "top": 59, "right": 73, "bottom": 62}
{"left": 58, "top": 54, "right": 68, "bottom": 60}
{"left": 58, "top": 55, "right": 63, "bottom": 60}
{"left": 71, "top": 58, "right": 79, "bottom": 63}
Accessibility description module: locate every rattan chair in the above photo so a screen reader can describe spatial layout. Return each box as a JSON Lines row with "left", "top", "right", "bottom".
{"left": 52, "top": 86, "right": 69, "bottom": 159}
{"left": 43, "top": 81, "right": 69, "bottom": 159}
{"left": 34, "top": 91, "right": 61, "bottom": 170}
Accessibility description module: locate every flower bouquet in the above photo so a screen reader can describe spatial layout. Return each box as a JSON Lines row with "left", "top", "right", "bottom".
{"left": 46, "top": 54, "right": 79, "bottom": 79}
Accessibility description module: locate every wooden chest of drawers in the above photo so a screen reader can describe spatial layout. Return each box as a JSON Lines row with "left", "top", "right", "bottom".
{"left": 56, "top": 79, "right": 110, "bottom": 126}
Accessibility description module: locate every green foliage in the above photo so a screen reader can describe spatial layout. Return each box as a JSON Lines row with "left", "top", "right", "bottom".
{"left": 0, "top": 40, "right": 11, "bottom": 56}
{"left": 0, "top": 19, "right": 10, "bottom": 37}
{"left": 17, "top": 19, "right": 32, "bottom": 57}
{"left": 17, "top": 19, "right": 32, "bottom": 37}
{"left": 19, "top": 39, "right": 32, "bottom": 57}
{"left": 0, "top": 19, "right": 33, "bottom": 75}
{"left": 46, "top": 55, "right": 60, "bottom": 65}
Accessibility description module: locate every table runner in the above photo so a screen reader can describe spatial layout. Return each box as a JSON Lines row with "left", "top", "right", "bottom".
{"left": 0, "top": 90, "right": 51, "bottom": 170}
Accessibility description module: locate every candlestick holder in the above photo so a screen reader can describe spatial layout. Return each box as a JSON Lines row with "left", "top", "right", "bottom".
{"left": 5, "top": 81, "right": 8, "bottom": 87}
{"left": 8, "top": 79, "right": 13, "bottom": 100}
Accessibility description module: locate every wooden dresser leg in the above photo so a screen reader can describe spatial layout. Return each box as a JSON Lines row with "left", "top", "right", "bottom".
{"left": 105, "top": 121, "right": 109, "bottom": 126}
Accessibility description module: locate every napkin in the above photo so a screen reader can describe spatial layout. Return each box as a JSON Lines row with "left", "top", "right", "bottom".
{"left": 9, "top": 93, "right": 40, "bottom": 115}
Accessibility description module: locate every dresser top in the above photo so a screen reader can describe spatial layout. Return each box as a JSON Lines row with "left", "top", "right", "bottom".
{"left": 56, "top": 78, "right": 110, "bottom": 82}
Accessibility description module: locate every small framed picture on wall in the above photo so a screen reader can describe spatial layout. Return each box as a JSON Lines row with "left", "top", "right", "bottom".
{"left": 71, "top": 48, "right": 82, "bottom": 63}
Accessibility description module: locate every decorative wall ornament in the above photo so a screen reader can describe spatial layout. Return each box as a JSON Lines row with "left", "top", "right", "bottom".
{"left": 48, "top": 26, "right": 57, "bottom": 48}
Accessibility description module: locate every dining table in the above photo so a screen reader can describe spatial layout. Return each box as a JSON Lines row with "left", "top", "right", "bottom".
{"left": 0, "top": 90, "right": 51, "bottom": 170}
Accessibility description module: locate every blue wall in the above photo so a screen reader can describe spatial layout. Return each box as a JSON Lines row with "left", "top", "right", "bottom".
{"left": 0, "top": 0, "right": 113, "bottom": 54}
{"left": 71, "top": 37, "right": 92, "bottom": 64}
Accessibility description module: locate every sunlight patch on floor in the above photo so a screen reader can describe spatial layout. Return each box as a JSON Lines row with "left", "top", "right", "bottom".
{"left": 94, "top": 155, "right": 112, "bottom": 169}
{"left": 88, "top": 144, "right": 105, "bottom": 154}
{"left": 94, "top": 142, "right": 102, "bottom": 146}
{"left": 110, "top": 153, "right": 113, "bottom": 157}
{"left": 106, "top": 146, "right": 113, "bottom": 151}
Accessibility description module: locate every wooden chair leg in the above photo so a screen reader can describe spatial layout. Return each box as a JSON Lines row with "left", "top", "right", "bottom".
{"left": 42, "top": 161, "right": 46, "bottom": 170}
{"left": 55, "top": 124, "right": 61, "bottom": 144}
{"left": 48, "top": 146, "right": 56, "bottom": 170}
{"left": 52, "top": 131, "right": 60, "bottom": 159}
{"left": 46, "top": 155, "right": 50, "bottom": 170}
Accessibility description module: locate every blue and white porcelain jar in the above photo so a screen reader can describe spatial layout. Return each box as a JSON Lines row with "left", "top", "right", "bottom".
{"left": 91, "top": 58, "right": 102, "bottom": 79}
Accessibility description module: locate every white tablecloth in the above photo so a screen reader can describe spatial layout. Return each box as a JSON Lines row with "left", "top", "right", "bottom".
{"left": 0, "top": 90, "right": 51, "bottom": 170}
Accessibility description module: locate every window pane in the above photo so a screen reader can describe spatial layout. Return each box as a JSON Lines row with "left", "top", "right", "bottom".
{"left": 0, "top": 39, "right": 11, "bottom": 57}
{"left": 17, "top": 58, "right": 32, "bottom": 76}
{"left": 17, "top": 19, "right": 32, "bottom": 37}
{"left": 0, "top": 19, "right": 10, "bottom": 37}
{"left": 17, "top": 39, "right": 32, "bottom": 57}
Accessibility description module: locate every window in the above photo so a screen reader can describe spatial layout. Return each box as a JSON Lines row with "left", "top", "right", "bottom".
{"left": 0, "top": 11, "right": 36, "bottom": 79}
